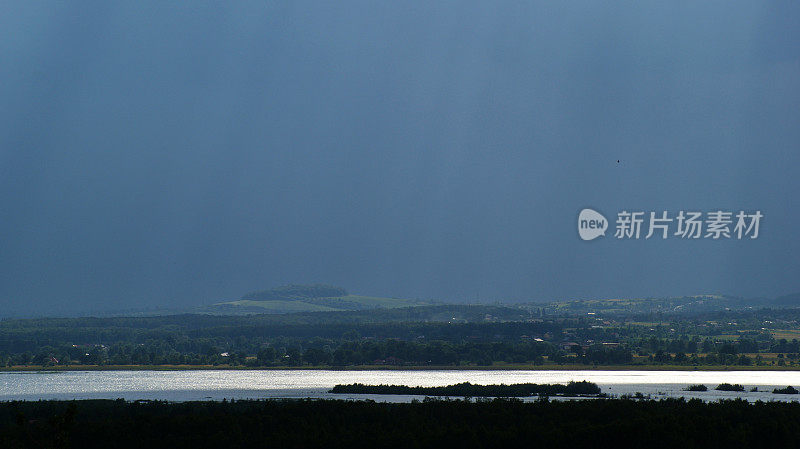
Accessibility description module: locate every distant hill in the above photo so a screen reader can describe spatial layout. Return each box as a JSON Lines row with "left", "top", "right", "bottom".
{"left": 241, "top": 284, "right": 348, "bottom": 301}
{"left": 208, "top": 284, "right": 425, "bottom": 314}
{"left": 208, "top": 287, "right": 800, "bottom": 316}
{"left": 520, "top": 293, "right": 800, "bottom": 317}
{"left": 773, "top": 293, "right": 800, "bottom": 307}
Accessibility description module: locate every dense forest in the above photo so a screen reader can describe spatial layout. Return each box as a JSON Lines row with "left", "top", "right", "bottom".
{"left": 3, "top": 305, "right": 800, "bottom": 368}
{"left": 2, "top": 398, "right": 800, "bottom": 448}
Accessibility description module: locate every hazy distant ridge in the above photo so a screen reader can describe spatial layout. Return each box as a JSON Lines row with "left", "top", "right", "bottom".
{"left": 241, "top": 284, "right": 348, "bottom": 301}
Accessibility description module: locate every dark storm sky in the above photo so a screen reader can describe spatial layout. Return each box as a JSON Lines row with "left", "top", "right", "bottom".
{"left": 1, "top": 1, "right": 798, "bottom": 315}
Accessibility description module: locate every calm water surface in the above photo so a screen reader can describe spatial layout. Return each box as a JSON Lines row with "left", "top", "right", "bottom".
{"left": 2, "top": 370, "right": 800, "bottom": 402}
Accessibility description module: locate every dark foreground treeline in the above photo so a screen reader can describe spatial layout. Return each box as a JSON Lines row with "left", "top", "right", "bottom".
{"left": 329, "top": 381, "right": 601, "bottom": 396}
{"left": 3, "top": 398, "right": 800, "bottom": 448}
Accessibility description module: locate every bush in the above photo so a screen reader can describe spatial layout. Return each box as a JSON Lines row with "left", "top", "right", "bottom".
{"left": 715, "top": 383, "right": 745, "bottom": 392}
{"left": 685, "top": 384, "right": 708, "bottom": 392}
{"left": 773, "top": 386, "right": 799, "bottom": 394}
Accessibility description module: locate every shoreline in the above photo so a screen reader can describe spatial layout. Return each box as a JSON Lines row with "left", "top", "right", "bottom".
{"left": 3, "top": 364, "right": 800, "bottom": 372}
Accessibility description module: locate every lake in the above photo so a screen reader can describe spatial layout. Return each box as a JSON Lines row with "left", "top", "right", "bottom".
{"left": 3, "top": 370, "right": 800, "bottom": 402}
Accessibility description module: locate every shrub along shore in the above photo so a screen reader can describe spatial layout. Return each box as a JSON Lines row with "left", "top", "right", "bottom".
{"left": 329, "top": 381, "right": 602, "bottom": 396}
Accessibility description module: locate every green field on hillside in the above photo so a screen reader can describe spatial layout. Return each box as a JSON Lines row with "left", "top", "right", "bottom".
{"left": 215, "top": 294, "right": 424, "bottom": 314}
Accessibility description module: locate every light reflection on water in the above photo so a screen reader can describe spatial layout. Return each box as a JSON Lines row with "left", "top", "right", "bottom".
{"left": 2, "top": 370, "right": 800, "bottom": 402}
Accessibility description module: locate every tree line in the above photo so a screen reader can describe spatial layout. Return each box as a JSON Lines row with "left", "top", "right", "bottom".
{"left": 329, "top": 381, "right": 602, "bottom": 396}
{"left": 4, "top": 397, "right": 800, "bottom": 448}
